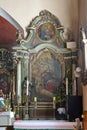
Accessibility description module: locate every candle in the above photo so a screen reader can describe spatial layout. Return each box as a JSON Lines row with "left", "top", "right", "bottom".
{"left": 53, "top": 96, "right": 56, "bottom": 101}
{"left": 66, "top": 77, "right": 68, "bottom": 95}
{"left": 34, "top": 97, "right": 37, "bottom": 102}
{"left": 53, "top": 97, "right": 56, "bottom": 109}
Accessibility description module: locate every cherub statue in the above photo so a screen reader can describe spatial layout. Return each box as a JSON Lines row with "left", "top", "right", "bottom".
{"left": 16, "top": 30, "right": 22, "bottom": 45}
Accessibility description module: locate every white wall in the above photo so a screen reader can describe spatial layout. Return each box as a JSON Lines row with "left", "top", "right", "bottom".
{"left": 0, "top": 0, "right": 79, "bottom": 39}
{"left": 79, "top": 0, "right": 87, "bottom": 28}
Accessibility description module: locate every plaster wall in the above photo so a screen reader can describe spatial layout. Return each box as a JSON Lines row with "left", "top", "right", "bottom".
{"left": 0, "top": 0, "right": 79, "bottom": 39}
{"left": 79, "top": 0, "right": 87, "bottom": 28}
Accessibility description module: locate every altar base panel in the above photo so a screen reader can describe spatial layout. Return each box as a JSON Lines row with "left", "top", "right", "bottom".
{"left": 14, "top": 120, "right": 76, "bottom": 130}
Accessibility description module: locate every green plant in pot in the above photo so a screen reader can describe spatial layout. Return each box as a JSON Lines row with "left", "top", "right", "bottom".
{"left": 56, "top": 78, "right": 66, "bottom": 107}
{"left": 55, "top": 79, "right": 67, "bottom": 120}
{"left": 55, "top": 95, "right": 67, "bottom": 120}
{"left": 56, "top": 95, "right": 66, "bottom": 108}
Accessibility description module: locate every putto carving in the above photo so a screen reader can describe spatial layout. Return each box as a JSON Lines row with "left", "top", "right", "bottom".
{"left": 27, "top": 10, "right": 62, "bottom": 30}
{"left": 39, "top": 10, "right": 62, "bottom": 27}
{"left": 39, "top": 10, "right": 51, "bottom": 16}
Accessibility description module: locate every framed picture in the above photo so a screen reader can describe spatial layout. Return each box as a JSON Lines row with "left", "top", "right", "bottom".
{"left": 37, "top": 22, "right": 56, "bottom": 41}
{"left": 30, "top": 49, "right": 63, "bottom": 102}
{"left": 0, "top": 69, "right": 11, "bottom": 95}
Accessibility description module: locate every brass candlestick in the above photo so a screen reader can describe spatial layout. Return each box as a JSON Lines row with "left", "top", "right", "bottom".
{"left": 15, "top": 103, "right": 20, "bottom": 120}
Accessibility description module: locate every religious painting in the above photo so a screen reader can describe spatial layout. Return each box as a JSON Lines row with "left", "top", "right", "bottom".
{"left": 37, "top": 22, "right": 56, "bottom": 41}
{"left": 0, "top": 70, "right": 11, "bottom": 95}
{"left": 30, "top": 49, "right": 63, "bottom": 102}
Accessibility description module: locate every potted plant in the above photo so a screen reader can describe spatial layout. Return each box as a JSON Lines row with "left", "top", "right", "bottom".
{"left": 55, "top": 79, "right": 67, "bottom": 120}
{"left": 56, "top": 95, "right": 66, "bottom": 107}
{"left": 55, "top": 95, "right": 67, "bottom": 120}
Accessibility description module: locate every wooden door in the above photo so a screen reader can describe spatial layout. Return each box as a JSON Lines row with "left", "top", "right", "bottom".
{"left": 83, "top": 111, "right": 87, "bottom": 130}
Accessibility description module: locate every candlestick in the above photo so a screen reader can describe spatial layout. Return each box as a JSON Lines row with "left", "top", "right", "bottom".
{"left": 66, "top": 77, "right": 68, "bottom": 95}
{"left": 26, "top": 80, "right": 29, "bottom": 96}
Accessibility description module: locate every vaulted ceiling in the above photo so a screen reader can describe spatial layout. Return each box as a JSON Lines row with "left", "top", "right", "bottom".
{"left": 0, "top": 7, "right": 24, "bottom": 49}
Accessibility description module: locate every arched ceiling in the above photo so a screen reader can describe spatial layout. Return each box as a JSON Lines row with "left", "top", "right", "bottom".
{"left": 0, "top": 7, "right": 24, "bottom": 49}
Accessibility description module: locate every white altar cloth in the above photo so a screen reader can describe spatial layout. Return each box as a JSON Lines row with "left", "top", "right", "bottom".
{"left": 0, "top": 111, "right": 14, "bottom": 126}
{"left": 14, "top": 120, "right": 75, "bottom": 129}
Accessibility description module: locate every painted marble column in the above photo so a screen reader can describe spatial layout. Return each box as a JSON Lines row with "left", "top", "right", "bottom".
{"left": 24, "top": 52, "right": 29, "bottom": 96}
{"left": 17, "top": 58, "right": 22, "bottom": 104}
{"left": 24, "top": 52, "right": 29, "bottom": 120}
{"left": 26, "top": 58, "right": 29, "bottom": 96}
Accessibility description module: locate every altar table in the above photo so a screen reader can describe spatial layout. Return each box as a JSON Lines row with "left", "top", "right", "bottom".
{"left": 14, "top": 120, "right": 76, "bottom": 130}
{"left": 0, "top": 111, "right": 14, "bottom": 126}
